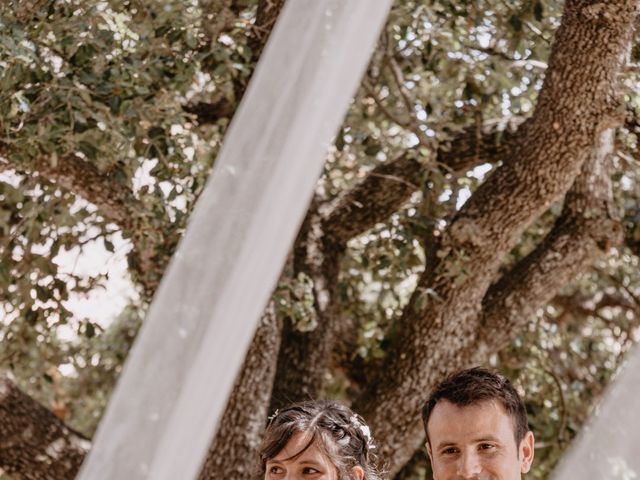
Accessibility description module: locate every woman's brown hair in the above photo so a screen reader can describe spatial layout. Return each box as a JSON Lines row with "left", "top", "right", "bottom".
{"left": 258, "top": 400, "right": 384, "bottom": 479}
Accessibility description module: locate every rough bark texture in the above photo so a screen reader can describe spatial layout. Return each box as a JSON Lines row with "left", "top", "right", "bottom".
{"left": 250, "top": 0, "right": 288, "bottom": 58}
{"left": 0, "top": 144, "right": 140, "bottom": 231}
{"left": 477, "top": 129, "right": 623, "bottom": 351}
{"left": 352, "top": 1, "right": 637, "bottom": 475}
{"left": 0, "top": 372, "right": 89, "bottom": 480}
{"left": 198, "top": 303, "right": 281, "bottom": 480}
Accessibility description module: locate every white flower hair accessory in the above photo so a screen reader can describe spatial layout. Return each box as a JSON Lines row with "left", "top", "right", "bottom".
{"left": 350, "top": 414, "right": 376, "bottom": 450}
{"left": 267, "top": 409, "right": 279, "bottom": 426}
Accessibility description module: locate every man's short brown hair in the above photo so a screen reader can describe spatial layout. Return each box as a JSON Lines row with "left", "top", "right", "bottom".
{"left": 422, "top": 367, "right": 529, "bottom": 445}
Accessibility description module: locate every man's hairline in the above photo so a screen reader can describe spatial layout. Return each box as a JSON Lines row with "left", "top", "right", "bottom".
{"left": 424, "top": 398, "right": 525, "bottom": 448}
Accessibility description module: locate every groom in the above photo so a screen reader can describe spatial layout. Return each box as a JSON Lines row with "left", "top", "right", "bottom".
{"left": 422, "top": 367, "right": 535, "bottom": 479}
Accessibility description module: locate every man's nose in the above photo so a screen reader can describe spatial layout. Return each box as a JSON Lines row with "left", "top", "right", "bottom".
{"left": 457, "top": 450, "right": 483, "bottom": 478}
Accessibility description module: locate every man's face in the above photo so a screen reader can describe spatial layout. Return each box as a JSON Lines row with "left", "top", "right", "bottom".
{"left": 426, "top": 399, "right": 534, "bottom": 480}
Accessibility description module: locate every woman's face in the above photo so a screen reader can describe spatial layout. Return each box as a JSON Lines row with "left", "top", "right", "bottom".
{"left": 264, "top": 432, "right": 339, "bottom": 480}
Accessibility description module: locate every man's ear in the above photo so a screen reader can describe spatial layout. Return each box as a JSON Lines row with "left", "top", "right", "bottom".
{"left": 519, "top": 431, "right": 535, "bottom": 474}
{"left": 426, "top": 442, "right": 433, "bottom": 463}
{"left": 351, "top": 466, "right": 365, "bottom": 480}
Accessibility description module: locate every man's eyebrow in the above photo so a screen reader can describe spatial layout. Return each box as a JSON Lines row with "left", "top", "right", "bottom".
{"left": 434, "top": 441, "right": 457, "bottom": 450}
{"left": 473, "top": 435, "right": 501, "bottom": 443}
{"left": 434, "top": 436, "right": 503, "bottom": 449}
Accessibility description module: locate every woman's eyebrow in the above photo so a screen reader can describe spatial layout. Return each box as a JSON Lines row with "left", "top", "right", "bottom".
{"left": 296, "top": 458, "right": 323, "bottom": 466}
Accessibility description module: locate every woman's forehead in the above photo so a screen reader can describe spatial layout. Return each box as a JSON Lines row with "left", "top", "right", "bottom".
{"left": 271, "top": 431, "right": 326, "bottom": 463}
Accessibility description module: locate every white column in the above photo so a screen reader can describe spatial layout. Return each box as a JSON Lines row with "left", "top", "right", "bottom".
{"left": 552, "top": 344, "right": 640, "bottom": 479}
{"left": 77, "top": 1, "right": 392, "bottom": 479}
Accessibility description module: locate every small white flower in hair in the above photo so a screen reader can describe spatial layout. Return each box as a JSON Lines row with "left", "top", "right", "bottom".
{"left": 267, "top": 409, "right": 279, "bottom": 425}
{"left": 350, "top": 415, "right": 376, "bottom": 450}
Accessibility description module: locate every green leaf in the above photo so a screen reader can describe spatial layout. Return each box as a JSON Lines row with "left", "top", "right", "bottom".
{"left": 534, "top": 2, "right": 544, "bottom": 22}
{"left": 104, "top": 238, "right": 115, "bottom": 253}
{"left": 85, "top": 322, "right": 96, "bottom": 338}
{"left": 335, "top": 129, "right": 345, "bottom": 151}
{"left": 509, "top": 15, "right": 522, "bottom": 32}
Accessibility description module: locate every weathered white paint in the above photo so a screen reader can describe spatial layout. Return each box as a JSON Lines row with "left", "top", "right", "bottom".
{"left": 552, "top": 344, "right": 640, "bottom": 479}
{"left": 77, "top": 1, "right": 392, "bottom": 479}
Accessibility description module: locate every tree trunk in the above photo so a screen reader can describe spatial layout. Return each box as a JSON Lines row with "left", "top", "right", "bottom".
{"left": 0, "top": 371, "right": 89, "bottom": 479}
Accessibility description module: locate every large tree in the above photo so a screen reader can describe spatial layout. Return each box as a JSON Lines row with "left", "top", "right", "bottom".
{"left": 2, "top": 0, "right": 640, "bottom": 479}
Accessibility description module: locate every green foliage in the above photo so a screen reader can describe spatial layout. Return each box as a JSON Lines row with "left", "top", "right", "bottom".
{"left": 0, "top": 0, "right": 256, "bottom": 435}
{"left": 499, "top": 251, "right": 640, "bottom": 478}
{"left": 274, "top": 272, "right": 318, "bottom": 332}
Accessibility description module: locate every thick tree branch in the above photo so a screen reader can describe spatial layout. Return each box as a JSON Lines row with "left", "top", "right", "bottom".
{"left": 0, "top": 144, "right": 168, "bottom": 295}
{"left": 0, "top": 371, "right": 89, "bottom": 480}
{"left": 268, "top": 116, "right": 523, "bottom": 409}
{"left": 322, "top": 117, "right": 524, "bottom": 246}
{"left": 267, "top": 101, "right": 527, "bottom": 405}
{"left": 477, "top": 128, "right": 623, "bottom": 352}
{"left": 322, "top": 155, "right": 422, "bottom": 246}
{"left": 436, "top": 116, "right": 523, "bottom": 172}
{"left": 353, "top": 1, "right": 637, "bottom": 475}
{"left": 0, "top": 146, "right": 139, "bottom": 230}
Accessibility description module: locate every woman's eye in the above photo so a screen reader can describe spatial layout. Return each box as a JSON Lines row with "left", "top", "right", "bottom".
{"left": 302, "top": 466, "right": 321, "bottom": 474}
{"left": 268, "top": 465, "right": 284, "bottom": 474}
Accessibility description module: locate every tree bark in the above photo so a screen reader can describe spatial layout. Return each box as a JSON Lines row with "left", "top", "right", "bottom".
{"left": 353, "top": 1, "right": 637, "bottom": 475}
{"left": 0, "top": 371, "right": 89, "bottom": 479}
{"left": 477, "top": 129, "right": 623, "bottom": 351}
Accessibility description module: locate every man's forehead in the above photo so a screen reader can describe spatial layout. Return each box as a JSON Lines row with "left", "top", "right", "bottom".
{"left": 427, "top": 399, "right": 514, "bottom": 443}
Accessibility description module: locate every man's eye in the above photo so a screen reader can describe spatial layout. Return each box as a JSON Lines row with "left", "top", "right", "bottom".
{"left": 479, "top": 443, "right": 495, "bottom": 451}
{"left": 442, "top": 447, "right": 459, "bottom": 455}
